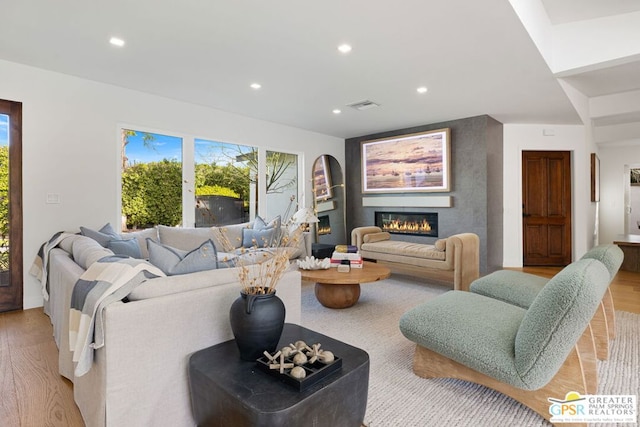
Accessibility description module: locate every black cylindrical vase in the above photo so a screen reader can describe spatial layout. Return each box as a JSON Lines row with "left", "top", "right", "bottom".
{"left": 229, "top": 289, "right": 286, "bottom": 361}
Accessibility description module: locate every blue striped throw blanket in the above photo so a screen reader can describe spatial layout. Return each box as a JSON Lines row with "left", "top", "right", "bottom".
{"left": 29, "top": 231, "right": 76, "bottom": 300}
{"left": 69, "top": 255, "right": 165, "bottom": 376}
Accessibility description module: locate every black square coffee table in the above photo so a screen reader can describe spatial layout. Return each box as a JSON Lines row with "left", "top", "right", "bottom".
{"left": 188, "top": 323, "right": 369, "bottom": 427}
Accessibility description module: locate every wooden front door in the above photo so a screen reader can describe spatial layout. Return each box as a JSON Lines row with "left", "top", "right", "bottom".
{"left": 522, "top": 151, "right": 572, "bottom": 266}
{"left": 0, "top": 99, "right": 23, "bottom": 312}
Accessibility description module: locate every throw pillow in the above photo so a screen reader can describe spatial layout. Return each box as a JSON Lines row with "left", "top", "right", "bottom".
{"left": 254, "top": 215, "right": 281, "bottom": 231}
{"left": 80, "top": 223, "right": 121, "bottom": 247}
{"left": 253, "top": 215, "right": 268, "bottom": 230}
{"left": 242, "top": 215, "right": 281, "bottom": 248}
{"left": 107, "top": 238, "right": 143, "bottom": 259}
{"left": 434, "top": 239, "right": 447, "bottom": 251}
{"left": 242, "top": 227, "right": 276, "bottom": 248}
{"left": 147, "top": 239, "right": 218, "bottom": 275}
{"left": 363, "top": 232, "right": 391, "bottom": 244}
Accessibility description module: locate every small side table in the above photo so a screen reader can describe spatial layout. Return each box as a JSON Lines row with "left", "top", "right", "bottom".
{"left": 614, "top": 234, "right": 640, "bottom": 272}
{"left": 188, "top": 323, "right": 369, "bottom": 427}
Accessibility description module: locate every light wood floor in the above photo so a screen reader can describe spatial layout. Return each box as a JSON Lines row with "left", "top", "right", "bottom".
{"left": 0, "top": 307, "right": 84, "bottom": 426}
{"left": 0, "top": 268, "right": 638, "bottom": 426}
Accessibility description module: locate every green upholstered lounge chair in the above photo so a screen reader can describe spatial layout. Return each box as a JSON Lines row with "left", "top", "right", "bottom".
{"left": 399, "top": 259, "right": 610, "bottom": 426}
{"left": 469, "top": 244, "right": 623, "bottom": 361}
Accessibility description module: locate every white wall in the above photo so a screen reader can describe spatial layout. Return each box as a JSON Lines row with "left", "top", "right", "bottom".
{"left": 0, "top": 59, "right": 345, "bottom": 309}
{"left": 503, "top": 124, "right": 591, "bottom": 267}
{"left": 598, "top": 144, "right": 640, "bottom": 244}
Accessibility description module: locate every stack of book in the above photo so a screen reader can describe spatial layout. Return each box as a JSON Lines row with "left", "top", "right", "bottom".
{"left": 330, "top": 247, "right": 363, "bottom": 268}
{"left": 334, "top": 245, "right": 358, "bottom": 253}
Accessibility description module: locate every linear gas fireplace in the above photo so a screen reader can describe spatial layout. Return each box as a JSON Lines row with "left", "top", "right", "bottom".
{"left": 318, "top": 215, "right": 331, "bottom": 235}
{"left": 375, "top": 211, "right": 438, "bottom": 237}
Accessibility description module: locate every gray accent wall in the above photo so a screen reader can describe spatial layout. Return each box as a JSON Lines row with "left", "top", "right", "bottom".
{"left": 345, "top": 115, "right": 503, "bottom": 274}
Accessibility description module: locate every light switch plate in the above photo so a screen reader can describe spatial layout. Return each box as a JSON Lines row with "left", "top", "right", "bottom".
{"left": 46, "top": 193, "right": 61, "bottom": 204}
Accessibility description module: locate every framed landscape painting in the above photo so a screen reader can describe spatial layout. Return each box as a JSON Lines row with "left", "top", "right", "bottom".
{"left": 361, "top": 128, "right": 451, "bottom": 193}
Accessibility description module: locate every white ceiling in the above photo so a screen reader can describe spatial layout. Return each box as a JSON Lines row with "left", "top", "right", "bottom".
{"left": 541, "top": 0, "right": 640, "bottom": 24}
{"left": 1, "top": 0, "right": 639, "bottom": 142}
{"left": 560, "top": 61, "right": 640, "bottom": 97}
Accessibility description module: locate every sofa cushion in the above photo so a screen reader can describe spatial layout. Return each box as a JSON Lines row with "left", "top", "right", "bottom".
{"left": 107, "top": 238, "right": 142, "bottom": 259}
{"left": 80, "top": 223, "right": 120, "bottom": 247}
{"left": 72, "top": 235, "right": 114, "bottom": 269}
{"left": 281, "top": 242, "right": 303, "bottom": 260}
{"left": 147, "top": 239, "right": 218, "bottom": 275}
{"left": 126, "top": 266, "right": 242, "bottom": 300}
{"left": 127, "top": 259, "right": 292, "bottom": 301}
{"left": 158, "top": 223, "right": 255, "bottom": 253}
{"left": 158, "top": 225, "right": 217, "bottom": 251}
{"left": 123, "top": 227, "right": 158, "bottom": 259}
{"left": 363, "top": 232, "right": 391, "bottom": 244}
{"left": 217, "top": 252, "right": 238, "bottom": 268}
{"left": 361, "top": 240, "right": 446, "bottom": 261}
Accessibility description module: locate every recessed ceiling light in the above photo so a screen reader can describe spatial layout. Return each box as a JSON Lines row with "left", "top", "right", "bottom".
{"left": 337, "top": 44, "right": 352, "bottom": 54}
{"left": 109, "top": 37, "right": 125, "bottom": 47}
{"left": 250, "top": 83, "right": 262, "bottom": 90}
{"left": 417, "top": 86, "right": 428, "bottom": 94}
{"left": 332, "top": 109, "right": 342, "bottom": 114}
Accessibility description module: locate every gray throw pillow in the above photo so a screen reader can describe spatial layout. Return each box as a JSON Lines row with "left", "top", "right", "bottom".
{"left": 107, "top": 238, "right": 142, "bottom": 259}
{"left": 254, "top": 215, "right": 281, "bottom": 231}
{"left": 147, "top": 238, "right": 218, "bottom": 275}
{"left": 242, "top": 227, "right": 276, "bottom": 248}
{"left": 254, "top": 215, "right": 268, "bottom": 230}
{"left": 80, "top": 223, "right": 121, "bottom": 247}
{"left": 242, "top": 215, "right": 281, "bottom": 248}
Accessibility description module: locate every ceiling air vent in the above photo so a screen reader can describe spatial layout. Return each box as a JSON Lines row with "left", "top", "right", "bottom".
{"left": 346, "top": 100, "right": 380, "bottom": 111}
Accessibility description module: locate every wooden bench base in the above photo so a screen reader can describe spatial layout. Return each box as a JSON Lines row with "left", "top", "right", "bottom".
{"left": 368, "top": 259, "right": 455, "bottom": 287}
{"left": 412, "top": 344, "right": 588, "bottom": 427}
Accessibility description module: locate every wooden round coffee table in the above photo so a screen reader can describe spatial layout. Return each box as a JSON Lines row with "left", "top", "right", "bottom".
{"left": 299, "top": 261, "right": 391, "bottom": 309}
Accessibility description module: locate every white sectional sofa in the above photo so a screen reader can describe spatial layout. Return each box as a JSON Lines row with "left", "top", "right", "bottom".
{"left": 40, "top": 222, "right": 302, "bottom": 427}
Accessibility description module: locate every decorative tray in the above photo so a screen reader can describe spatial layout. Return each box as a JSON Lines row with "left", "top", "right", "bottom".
{"left": 256, "top": 344, "right": 342, "bottom": 391}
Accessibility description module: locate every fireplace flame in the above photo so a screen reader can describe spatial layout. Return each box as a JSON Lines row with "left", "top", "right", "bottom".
{"left": 318, "top": 225, "right": 331, "bottom": 235}
{"left": 382, "top": 219, "right": 432, "bottom": 233}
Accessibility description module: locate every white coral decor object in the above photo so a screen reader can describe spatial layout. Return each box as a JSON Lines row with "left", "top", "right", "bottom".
{"left": 296, "top": 256, "right": 330, "bottom": 270}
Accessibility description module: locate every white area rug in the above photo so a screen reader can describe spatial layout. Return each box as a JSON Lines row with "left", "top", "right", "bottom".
{"left": 299, "top": 275, "right": 640, "bottom": 427}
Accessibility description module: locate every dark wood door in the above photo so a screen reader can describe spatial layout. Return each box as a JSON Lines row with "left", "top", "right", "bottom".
{"left": 0, "top": 99, "right": 23, "bottom": 312}
{"left": 522, "top": 151, "right": 571, "bottom": 266}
